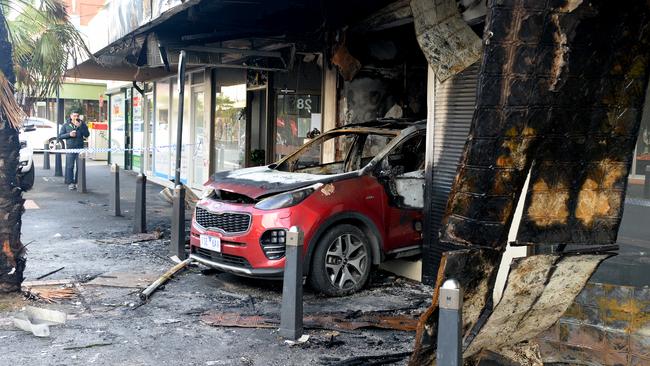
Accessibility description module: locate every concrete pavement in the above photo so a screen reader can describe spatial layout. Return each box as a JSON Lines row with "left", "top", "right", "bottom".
{"left": 0, "top": 155, "right": 432, "bottom": 366}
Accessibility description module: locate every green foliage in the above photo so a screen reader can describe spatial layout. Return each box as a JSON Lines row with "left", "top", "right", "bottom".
{"left": 1, "top": 0, "right": 90, "bottom": 102}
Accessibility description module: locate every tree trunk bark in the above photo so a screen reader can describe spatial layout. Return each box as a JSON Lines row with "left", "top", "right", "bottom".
{"left": 0, "top": 7, "right": 26, "bottom": 293}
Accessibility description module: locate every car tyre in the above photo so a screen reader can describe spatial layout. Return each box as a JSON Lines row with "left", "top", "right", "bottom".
{"left": 48, "top": 138, "right": 64, "bottom": 151}
{"left": 19, "top": 165, "right": 35, "bottom": 191}
{"left": 309, "top": 224, "right": 372, "bottom": 296}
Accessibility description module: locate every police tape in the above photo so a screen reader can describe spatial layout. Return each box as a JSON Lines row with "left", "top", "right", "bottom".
{"left": 33, "top": 143, "right": 198, "bottom": 154}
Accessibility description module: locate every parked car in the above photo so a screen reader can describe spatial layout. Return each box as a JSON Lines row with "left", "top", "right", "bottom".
{"left": 190, "top": 119, "right": 426, "bottom": 296}
{"left": 20, "top": 117, "right": 62, "bottom": 151}
{"left": 18, "top": 137, "right": 35, "bottom": 191}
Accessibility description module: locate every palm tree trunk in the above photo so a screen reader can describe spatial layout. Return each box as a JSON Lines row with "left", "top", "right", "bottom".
{"left": 0, "top": 8, "right": 26, "bottom": 293}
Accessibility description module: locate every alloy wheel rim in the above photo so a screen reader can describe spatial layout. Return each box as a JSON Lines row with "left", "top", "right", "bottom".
{"left": 325, "top": 233, "right": 368, "bottom": 290}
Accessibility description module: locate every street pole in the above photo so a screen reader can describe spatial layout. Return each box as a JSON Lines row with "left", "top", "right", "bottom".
{"left": 437, "top": 279, "right": 463, "bottom": 366}
{"left": 280, "top": 226, "right": 304, "bottom": 340}
{"left": 134, "top": 86, "right": 147, "bottom": 233}
{"left": 54, "top": 88, "right": 63, "bottom": 177}
{"left": 170, "top": 51, "right": 187, "bottom": 258}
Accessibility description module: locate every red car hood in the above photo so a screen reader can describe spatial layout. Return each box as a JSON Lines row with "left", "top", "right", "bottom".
{"left": 206, "top": 166, "right": 339, "bottom": 200}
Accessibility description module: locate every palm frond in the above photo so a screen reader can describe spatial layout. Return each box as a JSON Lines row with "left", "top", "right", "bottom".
{"left": 0, "top": 70, "right": 25, "bottom": 128}
{"left": 1, "top": 0, "right": 92, "bottom": 103}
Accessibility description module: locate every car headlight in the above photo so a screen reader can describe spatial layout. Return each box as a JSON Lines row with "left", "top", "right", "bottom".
{"left": 201, "top": 187, "right": 216, "bottom": 200}
{"left": 254, "top": 184, "right": 321, "bottom": 210}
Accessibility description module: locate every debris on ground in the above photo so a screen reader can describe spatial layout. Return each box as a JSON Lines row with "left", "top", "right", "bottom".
{"left": 35, "top": 266, "right": 65, "bottom": 280}
{"left": 63, "top": 342, "right": 114, "bottom": 350}
{"left": 12, "top": 306, "right": 67, "bottom": 337}
{"left": 320, "top": 351, "right": 412, "bottom": 366}
{"left": 95, "top": 229, "right": 162, "bottom": 245}
{"left": 284, "top": 334, "right": 310, "bottom": 346}
{"left": 159, "top": 185, "right": 198, "bottom": 210}
{"left": 140, "top": 258, "right": 193, "bottom": 301}
{"left": 86, "top": 272, "right": 161, "bottom": 289}
{"left": 201, "top": 311, "right": 419, "bottom": 332}
{"left": 22, "top": 286, "right": 76, "bottom": 303}
{"left": 22, "top": 279, "right": 74, "bottom": 287}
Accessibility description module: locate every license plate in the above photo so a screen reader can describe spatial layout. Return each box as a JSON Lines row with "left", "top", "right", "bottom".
{"left": 200, "top": 235, "right": 221, "bottom": 252}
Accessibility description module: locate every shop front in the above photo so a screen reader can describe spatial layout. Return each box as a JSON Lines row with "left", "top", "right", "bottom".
{"left": 151, "top": 70, "right": 210, "bottom": 189}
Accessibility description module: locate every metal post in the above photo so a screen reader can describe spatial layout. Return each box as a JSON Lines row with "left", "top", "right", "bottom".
{"left": 54, "top": 149, "right": 63, "bottom": 176}
{"left": 110, "top": 163, "right": 121, "bottom": 216}
{"left": 54, "top": 88, "right": 63, "bottom": 177}
{"left": 280, "top": 226, "right": 304, "bottom": 340}
{"left": 437, "top": 279, "right": 463, "bottom": 366}
{"left": 170, "top": 185, "right": 186, "bottom": 259}
{"left": 77, "top": 153, "right": 87, "bottom": 193}
{"left": 643, "top": 164, "right": 650, "bottom": 199}
{"left": 43, "top": 143, "right": 50, "bottom": 170}
{"left": 173, "top": 50, "right": 186, "bottom": 186}
{"left": 170, "top": 50, "right": 187, "bottom": 259}
{"left": 134, "top": 173, "right": 147, "bottom": 233}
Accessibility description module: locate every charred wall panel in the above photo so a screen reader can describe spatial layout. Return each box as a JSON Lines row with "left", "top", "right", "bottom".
{"left": 440, "top": 0, "right": 650, "bottom": 251}
{"left": 515, "top": 1, "right": 650, "bottom": 246}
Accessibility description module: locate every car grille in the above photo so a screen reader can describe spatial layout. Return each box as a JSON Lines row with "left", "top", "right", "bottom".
{"left": 192, "top": 247, "right": 252, "bottom": 268}
{"left": 195, "top": 207, "right": 251, "bottom": 234}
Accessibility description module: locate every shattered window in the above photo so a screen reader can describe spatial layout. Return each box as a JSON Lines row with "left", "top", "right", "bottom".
{"left": 276, "top": 133, "right": 357, "bottom": 174}
{"left": 361, "top": 134, "right": 393, "bottom": 165}
{"left": 383, "top": 134, "right": 426, "bottom": 174}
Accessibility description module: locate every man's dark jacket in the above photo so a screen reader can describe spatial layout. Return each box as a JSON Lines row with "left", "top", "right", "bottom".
{"left": 58, "top": 121, "right": 89, "bottom": 149}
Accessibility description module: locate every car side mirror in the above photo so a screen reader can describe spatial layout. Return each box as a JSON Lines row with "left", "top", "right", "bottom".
{"left": 387, "top": 153, "right": 403, "bottom": 164}
{"left": 24, "top": 125, "right": 36, "bottom": 132}
{"left": 376, "top": 159, "right": 391, "bottom": 177}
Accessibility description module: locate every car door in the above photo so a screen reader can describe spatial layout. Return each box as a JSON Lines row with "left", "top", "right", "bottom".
{"left": 373, "top": 132, "right": 426, "bottom": 252}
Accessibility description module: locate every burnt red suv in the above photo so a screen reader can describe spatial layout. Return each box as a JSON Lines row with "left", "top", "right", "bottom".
{"left": 190, "top": 119, "right": 426, "bottom": 295}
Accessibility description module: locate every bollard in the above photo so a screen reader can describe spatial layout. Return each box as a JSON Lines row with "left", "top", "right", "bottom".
{"left": 43, "top": 143, "right": 50, "bottom": 170}
{"left": 170, "top": 185, "right": 186, "bottom": 259}
{"left": 77, "top": 153, "right": 87, "bottom": 193}
{"left": 643, "top": 164, "right": 650, "bottom": 199}
{"left": 54, "top": 149, "right": 63, "bottom": 177}
{"left": 110, "top": 164, "right": 121, "bottom": 216}
{"left": 437, "top": 279, "right": 463, "bottom": 366}
{"left": 134, "top": 173, "right": 147, "bottom": 233}
{"left": 280, "top": 226, "right": 304, "bottom": 340}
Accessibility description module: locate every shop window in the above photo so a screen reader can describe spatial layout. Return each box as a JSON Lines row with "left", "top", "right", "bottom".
{"left": 275, "top": 94, "right": 321, "bottom": 161}
{"left": 154, "top": 81, "right": 170, "bottom": 179}
{"left": 214, "top": 84, "right": 247, "bottom": 172}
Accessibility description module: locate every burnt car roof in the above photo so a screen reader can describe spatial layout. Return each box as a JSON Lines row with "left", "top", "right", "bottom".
{"left": 335, "top": 118, "right": 426, "bottom": 131}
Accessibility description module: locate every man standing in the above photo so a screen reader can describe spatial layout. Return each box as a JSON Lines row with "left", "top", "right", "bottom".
{"left": 58, "top": 110, "right": 89, "bottom": 190}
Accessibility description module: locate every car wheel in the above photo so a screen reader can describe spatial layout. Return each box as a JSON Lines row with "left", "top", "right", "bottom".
{"left": 48, "top": 139, "right": 64, "bottom": 151}
{"left": 19, "top": 165, "right": 35, "bottom": 191}
{"left": 309, "top": 224, "right": 372, "bottom": 296}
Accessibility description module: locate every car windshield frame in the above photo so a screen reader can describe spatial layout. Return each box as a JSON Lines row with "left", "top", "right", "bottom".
{"left": 272, "top": 127, "right": 401, "bottom": 175}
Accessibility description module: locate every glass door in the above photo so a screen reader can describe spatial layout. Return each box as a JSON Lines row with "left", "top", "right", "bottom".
{"left": 145, "top": 92, "right": 154, "bottom": 174}
{"left": 191, "top": 88, "right": 207, "bottom": 188}
{"left": 132, "top": 89, "right": 144, "bottom": 172}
